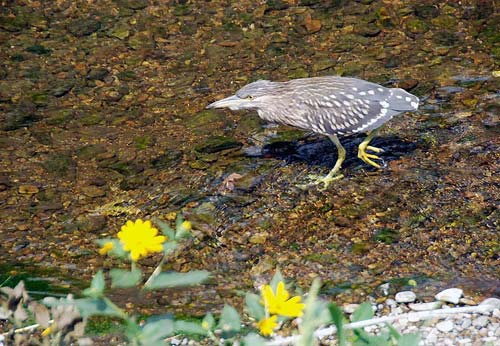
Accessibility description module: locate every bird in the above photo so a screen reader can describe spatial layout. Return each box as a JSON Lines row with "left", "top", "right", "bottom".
{"left": 207, "top": 76, "right": 419, "bottom": 189}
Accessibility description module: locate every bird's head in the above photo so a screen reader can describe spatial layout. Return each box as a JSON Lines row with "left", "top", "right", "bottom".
{"left": 206, "top": 80, "right": 276, "bottom": 111}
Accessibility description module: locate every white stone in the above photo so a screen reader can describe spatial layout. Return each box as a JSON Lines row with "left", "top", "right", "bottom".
{"left": 426, "top": 333, "right": 438, "bottom": 343}
{"left": 436, "top": 320, "right": 455, "bottom": 333}
{"left": 385, "top": 298, "right": 397, "bottom": 307}
{"left": 473, "top": 315, "right": 490, "bottom": 328}
{"left": 482, "top": 336, "right": 498, "bottom": 342}
{"left": 409, "top": 301, "right": 442, "bottom": 311}
{"left": 461, "top": 318, "right": 472, "bottom": 329}
{"left": 408, "top": 313, "right": 421, "bottom": 323}
{"left": 395, "top": 291, "right": 417, "bottom": 303}
{"left": 457, "top": 338, "right": 472, "bottom": 345}
{"left": 459, "top": 297, "right": 477, "bottom": 305}
{"left": 343, "top": 303, "right": 359, "bottom": 314}
{"left": 435, "top": 288, "right": 463, "bottom": 304}
{"left": 480, "top": 298, "right": 500, "bottom": 309}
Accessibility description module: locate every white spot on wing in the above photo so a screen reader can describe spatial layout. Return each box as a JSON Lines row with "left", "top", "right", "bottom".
{"left": 411, "top": 101, "right": 418, "bottom": 109}
{"left": 377, "top": 87, "right": 384, "bottom": 92}
{"left": 342, "top": 100, "right": 350, "bottom": 106}
{"left": 359, "top": 91, "right": 366, "bottom": 96}
{"left": 379, "top": 101, "right": 389, "bottom": 108}
{"left": 405, "top": 97, "right": 411, "bottom": 102}
{"left": 368, "top": 90, "right": 375, "bottom": 95}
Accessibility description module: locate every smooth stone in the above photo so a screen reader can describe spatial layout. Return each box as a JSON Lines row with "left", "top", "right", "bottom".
{"left": 395, "top": 291, "right": 417, "bottom": 303}
{"left": 480, "top": 298, "right": 500, "bottom": 309}
{"left": 436, "top": 320, "right": 455, "bottom": 333}
{"left": 473, "top": 315, "right": 490, "bottom": 328}
{"left": 409, "top": 301, "right": 442, "bottom": 311}
{"left": 435, "top": 288, "right": 463, "bottom": 304}
{"left": 461, "top": 319, "right": 472, "bottom": 329}
{"left": 459, "top": 297, "right": 477, "bottom": 305}
{"left": 343, "top": 304, "right": 359, "bottom": 314}
{"left": 18, "top": 184, "right": 39, "bottom": 194}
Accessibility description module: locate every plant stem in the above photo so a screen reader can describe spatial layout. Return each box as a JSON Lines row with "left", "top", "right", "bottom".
{"left": 143, "top": 253, "right": 167, "bottom": 289}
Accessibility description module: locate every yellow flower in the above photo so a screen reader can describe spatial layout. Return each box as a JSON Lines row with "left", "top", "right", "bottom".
{"left": 118, "top": 219, "right": 166, "bottom": 261}
{"left": 41, "top": 326, "right": 53, "bottom": 336}
{"left": 257, "top": 315, "right": 278, "bottom": 336}
{"left": 99, "top": 241, "right": 114, "bottom": 255}
{"left": 181, "top": 220, "right": 192, "bottom": 230}
{"left": 261, "top": 281, "right": 305, "bottom": 318}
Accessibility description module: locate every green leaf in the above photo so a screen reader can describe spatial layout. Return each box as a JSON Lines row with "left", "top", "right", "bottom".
{"left": 353, "top": 328, "right": 390, "bottom": 346}
{"left": 82, "top": 271, "right": 105, "bottom": 297}
{"left": 202, "top": 313, "right": 215, "bottom": 331}
{"left": 242, "top": 333, "right": 267, "bottom": 346}
{"left": 297, "top": 278, "right": 326, "bottom": 346}
{"left": 269, "top": 268, "right": 285, "bottom": 292}
{"left": 124, "top": 319, "right": 141, "bottom": 343}
{"left": 44, "top": 297, "right": 123, "bottom": 318}
{"left": 145, "top": 271, "right": 209, "bottom": 290}
{"left": 175, "top": 213, "right": 184, "bottom": 230}
{"left": 218, "top": 304, "right": 241, "bottom": 336}
{"left": 154, "top": 218, "right": 175, "bottom": 239}
{"left": 351, "top": 302, "right": 374, "bottom": 322}
{"left": 398, "top": 333, "right": 421, "bottom": 346}
{"left": 96, "top": 239, "right": 127, "bottom": 258}
{"left": 141, "top": 314, "right": 174, "bottom": 343}
{"left": 110, "top": 268, "right": 142, "bottom": 288}
{"left": 328, "top": 303, "right": 347, "bottom": 346}
{"left": 245, "top": 292, "right": 265, "bottom": 321}
{"left": 387, "top": 323, "right": 402, "bottom": 339}
{"left": 162, "top": 241, "right": 178, "bottom": 255}
{"left": 174, "top": 320, "right": 207, "bottom": 335}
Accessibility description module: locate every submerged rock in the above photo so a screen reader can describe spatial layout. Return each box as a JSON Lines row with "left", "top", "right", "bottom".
{"left": 194, "top": 136, "right": 243, "bottom": 154}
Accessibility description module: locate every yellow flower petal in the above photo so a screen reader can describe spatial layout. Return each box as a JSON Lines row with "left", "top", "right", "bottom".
{"left": 181, "top": 220, "right": 192, "bottom": 230}
{"left": 99, "top": 241, "right": 114, "bottom": 256}
{"left": 41, "top": 326, "right": 53, "bottom": 336}
{"left": 261, "top": 281, "right": 305, "bottom": 318}
{"left": 117, "top": 219, "right": 166, "bottom": 261}
{"left": 257, "top": 315, "right": 278, "bottom": 336}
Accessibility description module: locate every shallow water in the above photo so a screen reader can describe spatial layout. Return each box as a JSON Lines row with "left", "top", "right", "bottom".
{"left": 0, "top": 0, "right": 498, "bottom": 314}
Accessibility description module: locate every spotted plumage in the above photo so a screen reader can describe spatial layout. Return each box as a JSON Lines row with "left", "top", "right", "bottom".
{"left": 207, "top": 76, "right": 419, "bottom": 189}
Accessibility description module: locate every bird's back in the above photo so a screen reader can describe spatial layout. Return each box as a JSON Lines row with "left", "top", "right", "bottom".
{"left": 258, "top": 76, "right": 419, "bottom": 136}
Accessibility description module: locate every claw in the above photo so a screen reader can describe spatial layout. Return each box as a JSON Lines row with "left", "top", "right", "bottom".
{"left": 366, "top": 145, "right": 384, "bottom": 153}
{"left": 358, "top": 150, "right": 382, "bottom": 168}
{"left": 358, "top": 131, "right": 384, "bottom": 169}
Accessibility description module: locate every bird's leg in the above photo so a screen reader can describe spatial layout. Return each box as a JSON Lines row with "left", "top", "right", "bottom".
{"left": 305, "top": 135, "right": 345, "bottom": 189}
{"left": 358, "top": 130, "right": 384, "bottom": 168}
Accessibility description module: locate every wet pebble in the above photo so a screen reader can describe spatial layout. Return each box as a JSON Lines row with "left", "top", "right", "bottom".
{"left": 436, "top": 320, "right": 455, "bottom": 333}
{"left": 395, "top": 291, "right": 417, "bottom": 303}
{"left": 18, "top": 184, "right": 39, "bottom": 194}
{"left": 435, "top": 288, "right": 463, "bottom": 304}
{"left": 81, "top": 186, "right": 106, "bottom": 198}
{"left": 409, "top": 301, "right": 442, "bottom": 311}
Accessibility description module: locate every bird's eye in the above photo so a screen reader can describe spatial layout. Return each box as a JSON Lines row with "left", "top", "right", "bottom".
{"left": 244, "top": 95, "right": 254, "bottom": 99}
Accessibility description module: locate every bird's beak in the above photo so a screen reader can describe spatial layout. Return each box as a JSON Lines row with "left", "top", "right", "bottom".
{"left": 206, "top": 95, "right": 245, "bottom": 110}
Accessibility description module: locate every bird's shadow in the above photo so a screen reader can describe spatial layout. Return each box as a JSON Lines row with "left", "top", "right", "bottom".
{"left": 259, "top": 134, "right": 418, "bottom": 171}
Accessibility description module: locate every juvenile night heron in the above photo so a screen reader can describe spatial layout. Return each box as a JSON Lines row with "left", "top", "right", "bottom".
{"left": 207, "top": 76, "right": 419, "bottom": 188}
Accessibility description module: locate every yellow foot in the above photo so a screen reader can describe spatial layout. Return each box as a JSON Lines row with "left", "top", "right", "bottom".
{"left": 358, "top": 145, "right": 384, "bottom": 168}
{"left": 297, "top": 173, "right": 344, "bottom": 190}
